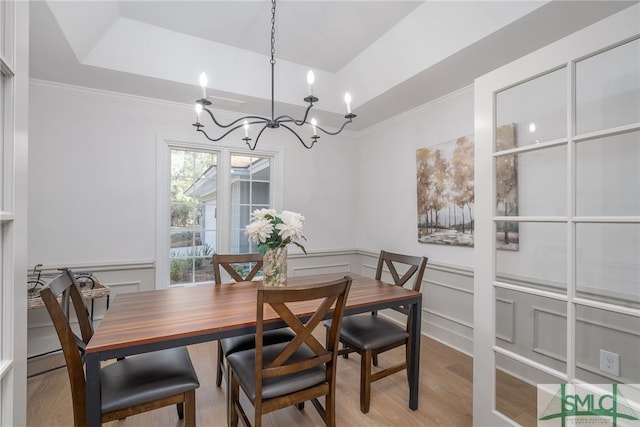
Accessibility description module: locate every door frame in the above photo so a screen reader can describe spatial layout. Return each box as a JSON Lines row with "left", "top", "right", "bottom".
{"left": 473, "top": 6, "right": 640, "bottom": 426}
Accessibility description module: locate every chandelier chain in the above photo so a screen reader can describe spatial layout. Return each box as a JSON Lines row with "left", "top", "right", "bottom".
{"left": 270, "top": 0, "right": 276, "bottom": 65}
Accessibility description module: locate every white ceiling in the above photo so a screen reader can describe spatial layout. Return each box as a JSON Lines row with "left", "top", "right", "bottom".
{"left": 29, "top": 1, "right": 637, "bottom": 130}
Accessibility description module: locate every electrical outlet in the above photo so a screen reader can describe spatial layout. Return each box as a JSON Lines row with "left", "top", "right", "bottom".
{"left": 599, "top": 349, "right": 620, "bottom": 376}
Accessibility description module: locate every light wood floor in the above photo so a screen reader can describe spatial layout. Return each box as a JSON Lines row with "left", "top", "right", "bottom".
{"left": 26, "top": 335, "right": 530, "bottom": 427}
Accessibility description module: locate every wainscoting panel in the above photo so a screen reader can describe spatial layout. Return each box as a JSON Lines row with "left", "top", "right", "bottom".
{"left": 532, "top": 307, "right": 567, "bottom": 364}
{"left": 26, "top": 261, "right": 154, "bottom": 357}
{"left": 26, "top": 252, "right": 476, "bottom": 363}
{"left": 347, "top": 250, "right": 475, "bottom": 355}
{"left": 422, "top": 262, "right": 474, "bottom": 355}
{"left": 496, "top": 298, "right": 515, "bottom": 343}
{"left": 494, "top": 288, "right": 568, "bottom": 374}
{"left": 575, "top": 306, "right": 640, "bottom": 384}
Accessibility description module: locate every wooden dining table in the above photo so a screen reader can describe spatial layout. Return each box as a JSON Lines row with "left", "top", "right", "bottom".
{"left": 84, "top": 272, "right": 423, "bottom": 426}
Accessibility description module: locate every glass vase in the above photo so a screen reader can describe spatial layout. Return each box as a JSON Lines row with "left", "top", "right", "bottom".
{"left": 263, "top": 246, "right": 288, "bottom": 287}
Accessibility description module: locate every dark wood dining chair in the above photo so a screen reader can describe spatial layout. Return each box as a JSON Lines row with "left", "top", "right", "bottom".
{"left": 213, "top": 253, "right": 295, "bottom": 387}
{"left": 331, "top": 250, "right": 427, "bottom": 413}
{"left": 226, "top": 276, "right": 352, "bottom": 427}
{"left": 40, "top": 269, "right": 200, "bottom": 427}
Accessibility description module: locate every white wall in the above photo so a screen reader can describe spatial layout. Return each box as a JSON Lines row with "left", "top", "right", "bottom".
{"left": 26, "top": 78, "right": 476, "bottom": 357}
{"left": 356, "top": 86, "right": 475, "bottom": 267}
{"left": 28, "top": 80, "right": 359, "bottom": 269}
{"left": 355, "top": 86, "right": 476, "bottom": 353}
{"left": 26, "top": 80, "right": 362, "bottom": 356}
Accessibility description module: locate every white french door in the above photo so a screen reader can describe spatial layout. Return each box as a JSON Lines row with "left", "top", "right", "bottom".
{"left": 474, "top": 6, "right": 639, "bottom": 427}
{"left": 0, "top": 1, "right": 29, "bottom": 425}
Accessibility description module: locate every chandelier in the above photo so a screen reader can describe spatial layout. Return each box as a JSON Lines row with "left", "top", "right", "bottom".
{"left": 193, "top": 0, "right": 356, "bottom": 150}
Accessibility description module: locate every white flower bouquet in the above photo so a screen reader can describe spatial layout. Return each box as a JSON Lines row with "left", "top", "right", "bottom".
{"left": 245, "top": 209, "right": 307, "bottom": 255}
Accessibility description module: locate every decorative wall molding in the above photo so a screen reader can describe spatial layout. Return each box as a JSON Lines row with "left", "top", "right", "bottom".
{"left": 532, "top": 306, "right": 567, "bottom": 363}
{"left": 425, "top": 308, "right": 474, "bottom": 330}
{"left": 425, "top": 278, "right": 474, "bottom": 295}
{"left": 30, "top": 78, "right": 190, "bottom": 113}
{"left": 425, "top": 261, "right": 474, "bottom": 277}
{"left": 291, "top": 263, "right": 353, "bottom": 275}
{"left": 30, "top": 259, "right": 155, "bottom": 274}
{"left": 357, "top": 84, "right": 473, "bottom": 140}
{"left": 427, "top": 322, "right": 474, "bottom": 358}
{"left": 288, "top": 248, "right": 360, "bottom": 258}
{"left": 575, "top": 361, "right": 634, "bottom": 384}
{"left": 495, "top": 297, "right": 515, "bottom": 343}
{"left": 26, "top": 250, "right": 478, "bottom": 365}
{"left": 577, "top": 314, "right": 640, "bottom": 338}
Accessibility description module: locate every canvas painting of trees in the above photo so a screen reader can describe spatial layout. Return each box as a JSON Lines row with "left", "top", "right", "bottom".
{"left": 416, "top": 135, "right": 475, "bottom": 246}
{"left": 495, "top": 123, "right": 519, "bottom": 250}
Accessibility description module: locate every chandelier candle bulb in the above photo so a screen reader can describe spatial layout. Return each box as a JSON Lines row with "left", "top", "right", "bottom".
{"left": 345, "top": 92, "right": 352, "bottom": 114}
{"left": 199, "top": 72, "right": 208, "bottom": 99}
{"left": 195, "top": 103, "right": 203, "bottom": 122}
{"left": 306, "top": 70, "right": 315, "bottom": 96}
{"left": 311, "top": 118, "right": 318, "bottom": 136}
{"left": 243, "top": 120, "right": 249, "bottom": 138}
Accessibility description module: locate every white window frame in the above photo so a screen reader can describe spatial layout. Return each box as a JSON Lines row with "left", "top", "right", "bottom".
{"left": 155, "top": 135, "right": 283, "bottom": 289}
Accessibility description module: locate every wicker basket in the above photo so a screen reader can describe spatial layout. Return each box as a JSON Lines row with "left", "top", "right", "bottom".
{"left": 28, "top": 282, "right": 110, "bottom": 310}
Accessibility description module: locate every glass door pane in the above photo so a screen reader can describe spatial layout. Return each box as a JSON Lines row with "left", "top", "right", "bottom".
{"left": 230, "top": 155, "right": 271, "bottom": 253}
{"left": 576, "top": 38, "right": 640, "bottom": 135}
{"left": 495, "top": 353, "right": 563, "bottom": 427}
{"left": 493, "top": 53, "right": 569, "bottom": 427}
{"left": 575, "top": 131, "right": 640, "bottom": 217}
{"left": 575, "top": 305, "right": 640, "bottom": 384}
{"left": 576, "top": 223, "right": 640, "bottom": 309}
{"left": 496, "top": 68, "right": 567, "bottom": 147}
{"left": 495, "top": 288, "right": 567, "bottom": 373}
{"left": 496, "top": 222, "right": 568, "bottom": 294}
{"left": 169, "top": 149, "right": 217, "bottom": 285}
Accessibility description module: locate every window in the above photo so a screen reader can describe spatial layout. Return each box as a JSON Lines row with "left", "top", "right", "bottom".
{"left": 230, "top": 154, "right": 271, "bottom": 253}
{"left": 169, "top": 149, "right": 217, "bottom": 285}
{"left": 157, "top": 138, "right": 280, "bottom": 288}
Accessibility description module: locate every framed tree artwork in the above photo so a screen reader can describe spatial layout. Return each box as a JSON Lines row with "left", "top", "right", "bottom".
{"left": 416, "top": 135, "right": 475, "bottom": 247}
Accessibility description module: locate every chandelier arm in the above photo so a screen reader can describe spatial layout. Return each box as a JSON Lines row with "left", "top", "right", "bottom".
{"left": 250, "top": 124, "right": 271, "bottom": 151}
{"left": 197, "top": 122, "right": 250, "bottom": 142}
{"left": 280, "top": 124, "right": 316, "bottom": 149}
{"left": 274, "top": 101, "right": 314, "bottom": 126}
{"left": 202, "top": 107, "right": 269, "bottom": 129}
{"left": 274, "top": 115, "right": 304, "bottom": 126}
{"left": 315, "top": 116, "right": 357, "bottom": 136}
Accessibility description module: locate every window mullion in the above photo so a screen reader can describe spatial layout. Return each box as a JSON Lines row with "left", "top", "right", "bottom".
{"left": 217, "top": 149, "right": 231, "bottom": 253}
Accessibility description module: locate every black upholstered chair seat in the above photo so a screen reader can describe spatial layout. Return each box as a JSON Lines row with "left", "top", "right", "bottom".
{"left": 226, "top": 342, "right": 326, "bottom": 401}
{"left": 101, "top": 347, "right": 200, "bottom": 413}
{"left": 327, "top": 251, "right": 427, "bottom": 414}
{"left": 329, "top": 315, "right": 409, "bottom": 350}
{"left": 220, "top": 329, "right": 295, "bottom": 356}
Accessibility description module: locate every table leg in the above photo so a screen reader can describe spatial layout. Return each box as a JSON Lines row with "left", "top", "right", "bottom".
{"left": 85, "top": 353, "right": 101, "bottom": 426}
{"left": 409, "top": 299, "right": 422, "bottom": 410}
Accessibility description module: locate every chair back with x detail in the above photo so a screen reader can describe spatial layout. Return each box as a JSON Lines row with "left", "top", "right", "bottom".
{"left": 40, "top": 269, "right": 199, "bottom": 426}
{"left": 376, "top": 250, "right": 426, "bottom": 314}
{"left": 213, "top": 252, "right": 264, "bottom": 284}
{"left": 227, "top": 276, "right": 352, "bottom": 427}
{"left": 335, "top": 250, "right": 427, "bottom": 413}
{"left": 213, "top": 252, "right": 296, "bottom": 387}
